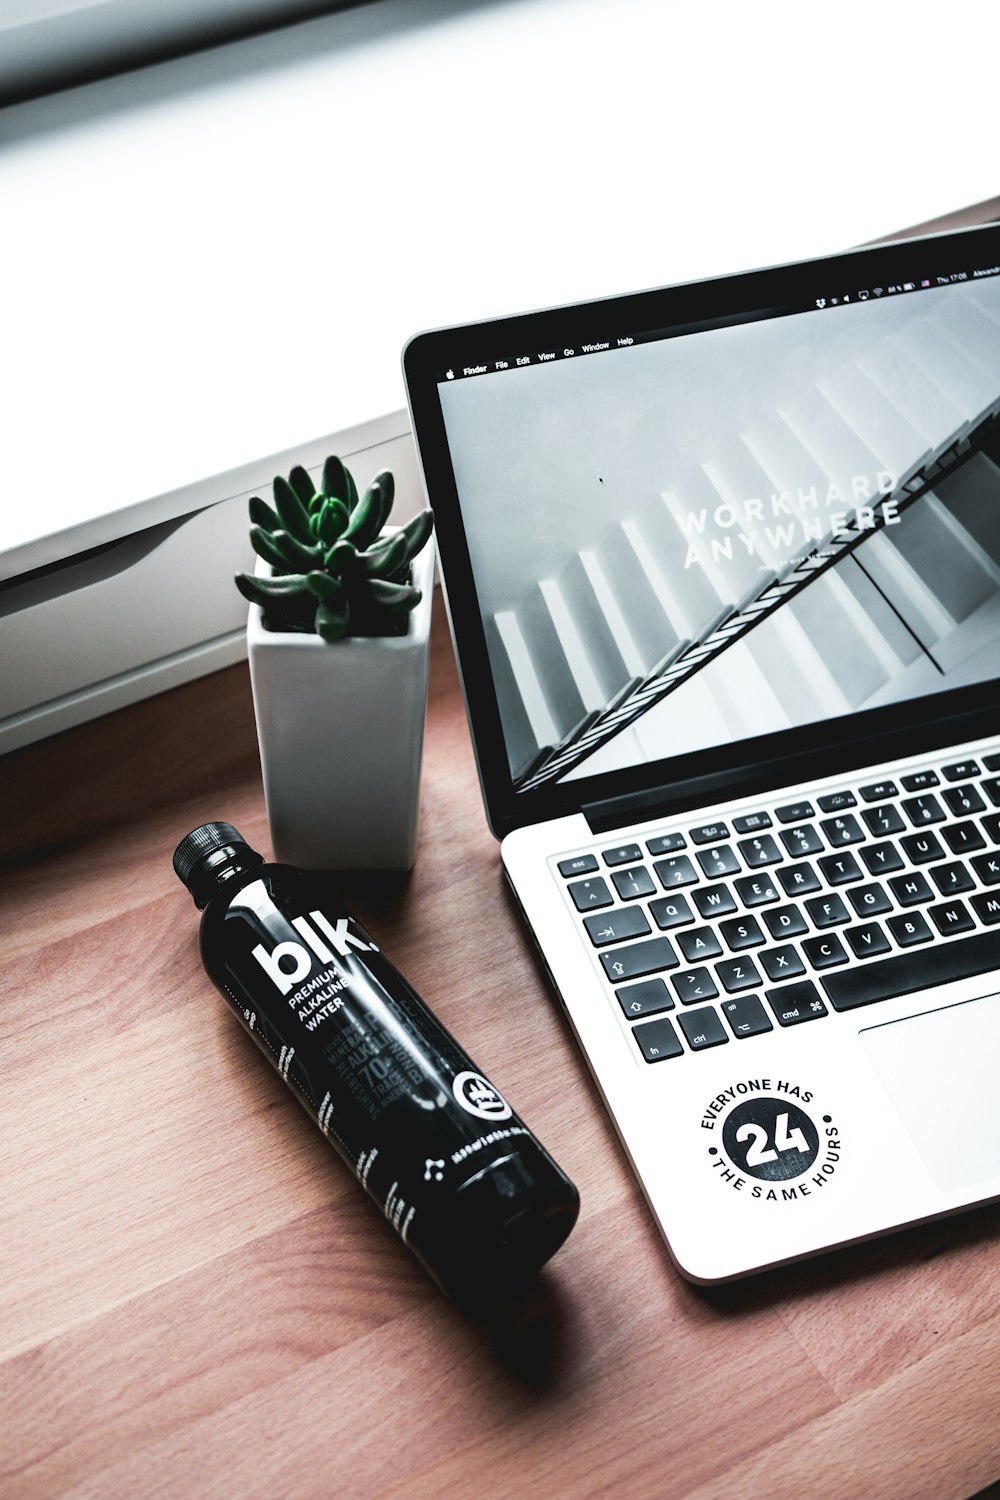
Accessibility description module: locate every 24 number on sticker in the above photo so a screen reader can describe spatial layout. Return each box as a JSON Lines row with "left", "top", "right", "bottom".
{"left": 735, "top": 1112, "right": 809, "bottom": 1168}
{"left": 721, "top": 1096, "right": 820, "bottom": 1182}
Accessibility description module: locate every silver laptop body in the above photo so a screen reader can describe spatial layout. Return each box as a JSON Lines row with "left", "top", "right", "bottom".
{"left": 403, "top": 223, "right": 1000, "bottom": 1282}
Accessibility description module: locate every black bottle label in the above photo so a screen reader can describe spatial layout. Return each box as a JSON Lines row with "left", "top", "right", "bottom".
{"left": 203, "top": 869, "right": 569, "bottom": 1293}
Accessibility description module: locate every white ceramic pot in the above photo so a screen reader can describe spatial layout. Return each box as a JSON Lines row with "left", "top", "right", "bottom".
{"left": 246, "top": 538, "right": 435, "bottom": 870}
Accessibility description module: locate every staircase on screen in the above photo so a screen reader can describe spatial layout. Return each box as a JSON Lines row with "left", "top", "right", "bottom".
{"left": 488, "top": 287, "right": 1000, "bottom": 791}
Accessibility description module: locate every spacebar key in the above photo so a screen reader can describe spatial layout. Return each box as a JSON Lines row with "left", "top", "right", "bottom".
{"left": 821, "top": 930, "right": 1000, "bottom": 1011}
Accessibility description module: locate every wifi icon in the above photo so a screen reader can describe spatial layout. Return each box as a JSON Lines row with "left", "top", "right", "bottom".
{"left": 873, "top": 287, "right": 884, "bottom": 297}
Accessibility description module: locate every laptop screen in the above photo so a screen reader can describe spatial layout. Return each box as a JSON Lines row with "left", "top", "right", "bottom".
{"left": 405, "top": 224, "right": 1000, "bottom": 835}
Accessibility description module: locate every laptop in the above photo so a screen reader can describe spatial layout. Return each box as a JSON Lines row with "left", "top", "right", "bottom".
{"left": 402, "top": 221, "right": 1000, "bottom": 1283}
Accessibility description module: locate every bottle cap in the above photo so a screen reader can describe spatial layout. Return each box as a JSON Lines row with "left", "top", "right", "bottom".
{"left": 173, "top": 822, "right": 263, "bottom": 906}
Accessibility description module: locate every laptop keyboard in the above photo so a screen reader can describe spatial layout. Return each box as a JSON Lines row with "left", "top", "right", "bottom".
{"left": 555, "top": 750, "right": 1000, "bottom": 1062}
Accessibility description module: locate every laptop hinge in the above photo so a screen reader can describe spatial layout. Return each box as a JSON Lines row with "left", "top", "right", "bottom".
{"left": 582, "top": 704, "right": 1000, "bottom": 835}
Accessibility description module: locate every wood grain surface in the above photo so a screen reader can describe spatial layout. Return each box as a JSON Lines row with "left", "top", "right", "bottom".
{"left": 2, "top": 591, "right": 999, "bottom": 1500}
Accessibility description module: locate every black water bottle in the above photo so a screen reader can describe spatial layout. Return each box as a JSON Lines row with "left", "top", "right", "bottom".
{"left": 173, "top": 822, "right": 579, "bottom": 1305}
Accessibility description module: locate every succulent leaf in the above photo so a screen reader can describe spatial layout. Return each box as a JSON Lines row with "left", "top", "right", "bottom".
{"left": 249, "top": 493, "right": 281, "bottom": 531}
{"left": 316, "top": 497, "right": 349, "bottom": 544}
{"left": 250, "top": 525, "right": 291, "bottom": 569}
{"left": 315, "top": 598, "right": 350, "bottom": 641}
{"left": 304, "top": 571, "right": 345, "bottom": 602}
{"left": 342, "top": 471, "right": 392, "bottom": 549}
{"left": 235, "top": 571, "right": 308, "bottom": 604}
{"left": 397, "top": 509, "right": 434, "bottom": 562}
{"left": 273, "top": 476, "right": 314, "bottom": 542}
{"left": 368, "top": 578, "right": 421, "bottom": 612}
{"left": 288, "top": 465, "right": 316, "bottom": 508}
{"left": 321, "top": 455, "right": 350, "bottom": 507}
{"left": 362, "top": 530, "right": 408, "bottom": 578}
{"left": 324, "top": 537, "right": 358, "bottom": 574}
{"left": 272, "top": 528, "right": 323, "bottom": 571}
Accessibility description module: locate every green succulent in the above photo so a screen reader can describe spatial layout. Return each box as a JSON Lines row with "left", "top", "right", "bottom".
{"left": 235, "top": 455, "right": 434, "bottom": 641}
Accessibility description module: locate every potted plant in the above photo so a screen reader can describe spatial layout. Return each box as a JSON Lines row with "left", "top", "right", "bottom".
{"left": 236, "top": 455, "right": 435, "bottom": 871}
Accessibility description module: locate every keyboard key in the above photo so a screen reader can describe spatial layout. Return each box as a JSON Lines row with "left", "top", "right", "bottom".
{"left": 733, "top": 811, "right": 772, "bottom": 834}
{"left": 889, "top": 872, "right": 934, "bottom": 906}
{"left": 737, "top": 833, "right": 782, "bottom": 868}
{"left": 677, "top": 927, "right": 724, "bottom": 962}
{"left": 633, "top": 1016, "right": 683, "bottom": 1062}
{"left": 649, "top": 894, "right": 695, "bottom": 929}
{"left": 722, "top": 993, "right": 773, "bottom": 1037}
{"left": 860, "top": 841, "right": 904, "bottom": 875}
{"left": 765, "top": 980, "right": 829, "bottom": 1025}
{"left": 616, "top": 978, "right": 674, "bottom": 1018}
{"left": 818, "top": 851, "right": 863, "bottom": 886}
{"left": 861, "top": 804, "right": 906, "bottom": 837}
{"left": 645, "top": 832, "right": 686, "bottom": 855}
{"left": 971, "top": 891, "right": 1000, "bottom": 924}
{"left": 983, "top": 753, "right": 1000, "bottom": 772}
{"left": 821, "top": 929, "right": 1000, "bottom": 1011}
{"left": 929, "top": 861, "right": 975, "bottom": 896}
{"left": 859, "top": 780, "right": 898, "bottom": 802}
{"left": 583, "top": 907, "right": 651, "bottom": 946}
{"left": 942, "top": 820, "right": 986, "bottom": 855}
{"left": 780, "top": 825, "right": 824, "bottom": 858}
{"left": 653, "top": 855, "right": 699, "bottom": 889}
{"left": 942, "top": 760, "right": 980, "bottom": 781}
{"left": 848, "top": 882, "right": 892, "bottom": 917}
{"left": 845, "top": 921, "right": 891, "bottom": 959}
{"left": 692, "top": 883, "right": 737, "bottom": 918}
{"left": 763, "top": 903, "right": 808, "bottom": 939}
{"left": 603, "top": 843, "right": 643, "bottom": 867}
{"left": 677, "top": 1006, "right": 728, "bottom": 1050}
{"left": 820, "top": 813, "right": 865, "bottom": 847}
{"left": 611, "top": 865, "right": 656, "bottom": 900}
{"left": 734, "top": 872, "right": 780, "bottom": 907}
{"left": 901, "top": 771, "right": 940, "bottom": 792}
{"left": 971, "top": 851, "right": 1000, "bottom": 885}
{"left": 928, "top": 900, "right": 975, "bottom": 937}
{"left": 558, "top": 854, "right": 597, "bottom": 877}
{"left": 569, "top": 876, "right": 613, "bottom": 911}
{"left": 690, "top": 822, "right": 730, "bottom": 845}
{"left": 758, "top": 945, "right": 806, "bottom": 982}
{"left": 902, "top": 793, "right": 945, "bottom": 826}
{"left": 805, "top": 893, "right": 851, "bottom": 928}
{"left": 818, "top": 790, "right": 857, "bottom": 813}
{"left": 777, "top": 862, "right": 821, "bottom": 896}
{"left": 715, "top": 956, "right": 763, "bottom": 993}
{"left": 696, "top": 845, "right": 741, "bottom": 879}
{"left": 888, "top": 911, "right": 934, "bottom": 947}
{"left": 600, "top": 936, "right": 678, "bottom": 982}
{"left": 982, "top": 777, "right": 1000, "bottom": 807}
{"left": 942, "top": 785, "right": 986, "bottom": 818}
{"left": 776, "top": 801, "right": 815, "bottom": 823}
{"left": 802, "top": 933, "right": 849, "bottom": 970}
{"left": 672, "top": 967, "right": 719, "bottom": 1004}
{"left": 984, "top": 814, "right": 1000, "bottom": 845}
{"left": 900, "top": 831, "right": 946, "bottom": 866}
{"left": 720, "top": 915, "right": 765, "bottom": 951}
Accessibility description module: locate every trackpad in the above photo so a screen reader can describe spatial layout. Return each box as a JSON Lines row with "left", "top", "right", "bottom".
{"left": 860, "top": 992, "right": 1000, "bottom": 1193}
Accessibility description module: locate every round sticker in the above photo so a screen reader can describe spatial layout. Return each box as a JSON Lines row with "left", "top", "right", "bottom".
{"left": 451, "top": 1071, "right": 512, "bottom": 1121}
{"left": 721, "top": 1095, "right": 820, "bottom": 1182}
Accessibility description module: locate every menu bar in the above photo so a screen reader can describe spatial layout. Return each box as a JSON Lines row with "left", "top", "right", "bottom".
{"left": 436, "top": 255, "right": 1000, "bottom": 384}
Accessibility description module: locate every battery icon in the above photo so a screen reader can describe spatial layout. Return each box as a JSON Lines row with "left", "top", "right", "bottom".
{"left": 903, "top": 282, "right": 915, "bottom": 291}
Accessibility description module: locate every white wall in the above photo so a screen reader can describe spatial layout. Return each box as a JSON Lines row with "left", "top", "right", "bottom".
{"left": 1, "top": 0, "right": 997, "bottom": 564}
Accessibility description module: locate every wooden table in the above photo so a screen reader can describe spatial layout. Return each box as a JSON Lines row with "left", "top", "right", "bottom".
{"left": 2, "top": 589, "right": 999, "bottom": 1500}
